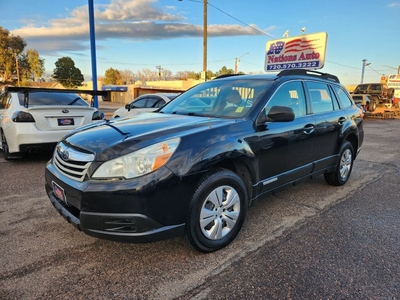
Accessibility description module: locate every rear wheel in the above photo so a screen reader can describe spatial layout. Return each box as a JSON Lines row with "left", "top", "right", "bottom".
{"left": 187, "top": 168, "right": 248, "bottom": 252}
{"left": 324, "top": 141, "right": 354, "bottom": 186}
{"left": 1, "top": 131, "right": 11, "bottom": 160}
{"left": 1, "top": 131, "right": 22, "bottom": 160}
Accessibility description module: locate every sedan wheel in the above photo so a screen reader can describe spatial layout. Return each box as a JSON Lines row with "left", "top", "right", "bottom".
{"left": 187, "top": 168, "right": 248, "bottom": 252}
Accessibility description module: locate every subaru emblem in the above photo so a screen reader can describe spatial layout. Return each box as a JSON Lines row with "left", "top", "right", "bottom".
{"left": 62, "top": 109, "right": 69, "bottom": 113}
{"left": 61, "top": 150, "right": 69, "bottom": 160}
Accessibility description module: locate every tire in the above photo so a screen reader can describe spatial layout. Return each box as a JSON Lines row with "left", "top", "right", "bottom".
{"left": 1, "top": 131, "right": 11, "bottom": 160}
{"left": 1, "top": 131, "right": 22, "bottom": 160}
{"left": 368, "top": 100, "right": 376, "bottom": 112}
{"left": 187, "top": 168, "right": 248, "bottom": 252}
{"left": 324, "top": 141, "right": 354, "bottom": 186}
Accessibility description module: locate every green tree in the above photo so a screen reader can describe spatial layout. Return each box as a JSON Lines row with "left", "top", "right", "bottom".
{"left": 52, "top": 57, "right": 84, "bottom": 88}
{"left": 0, "top": 26, "right": 27, "bottom": 85}
{"left": 103, "top": 68, "right": 123, "bottom": 85}
{"left": 215, "top": 66, "right": 234, "bottom": 77}
{"left": 24, "top": 49, "right": 45, "bottom": 81}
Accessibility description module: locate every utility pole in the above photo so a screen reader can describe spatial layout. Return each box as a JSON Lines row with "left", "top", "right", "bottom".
{"left": 156, "top": 65, "right": 163, "bottom": 80}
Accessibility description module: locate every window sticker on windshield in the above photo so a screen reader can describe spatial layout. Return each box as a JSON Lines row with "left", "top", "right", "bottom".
{"left": 235, "top": 107, "right": 244, "bottom": 113}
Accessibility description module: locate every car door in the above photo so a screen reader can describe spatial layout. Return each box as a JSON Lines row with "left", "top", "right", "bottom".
{"left": 306, "top": 81, "right": 344, "bottom": 170}
{"left": 257, "top": 81, "right": 315, "bottom": 192}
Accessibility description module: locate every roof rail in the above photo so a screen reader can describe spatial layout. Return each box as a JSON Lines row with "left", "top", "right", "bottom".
{"left": 277, "top": 69, "right": 340, "bottom": 83}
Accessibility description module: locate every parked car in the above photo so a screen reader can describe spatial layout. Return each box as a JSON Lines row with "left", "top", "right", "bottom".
{"left": 351, "top": 94, "right": 376, "bottom": 112}
{"left": 0, "top": 87, "right": 104, "bottom": 160}
{"left": 45, "top": 69, "right": 364, "bottom": 252}
{"left": 111, "top": 93, "right": 180, "bottom": 118}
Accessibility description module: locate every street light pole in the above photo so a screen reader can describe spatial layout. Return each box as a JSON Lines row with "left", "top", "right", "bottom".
{"left": 234, "top": 52, "right": 249, "bottom": 74}
{"left": 361, "top": 59, "right": 371, "bottom": 84}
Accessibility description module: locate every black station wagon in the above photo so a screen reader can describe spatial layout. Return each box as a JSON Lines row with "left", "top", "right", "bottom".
{"left": 45, "top": 69, "right": 364, "bottom": 252}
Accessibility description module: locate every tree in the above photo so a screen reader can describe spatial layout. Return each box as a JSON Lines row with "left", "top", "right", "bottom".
{"left": 0, "top": 26, "right": 27, "bottom": 84}
{"left": 119, "top": 69, "right": 134, "bottom": 84}
{"left": 103, "top": 68, "right": 122, "bottom": 85}
{"left": 215, "top": 66, "right": 234, "bottom": 77}
{"left": 24, "top": 49, "right": 45, "bottom": 81}
{"left": 52, "top": 57, "right": 84, "bottom": 88}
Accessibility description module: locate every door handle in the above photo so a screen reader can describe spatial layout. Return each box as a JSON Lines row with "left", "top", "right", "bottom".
{"left": 303, "top": 124, "right": 315, "bottom": 134}
{"left": 338, "top": 117, "right": 346, "bottom": 125}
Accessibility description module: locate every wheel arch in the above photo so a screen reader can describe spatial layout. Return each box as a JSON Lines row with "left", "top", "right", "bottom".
{"left": 210, "top": 158, "right": 255, "bottom": 206}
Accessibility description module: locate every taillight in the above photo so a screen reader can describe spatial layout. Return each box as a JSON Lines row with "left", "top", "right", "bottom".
{"left": 12, "top": 111, "right": 35, "bottom": 122}
{"left": 92, "top": 111, "right": 104, "bottom": 120}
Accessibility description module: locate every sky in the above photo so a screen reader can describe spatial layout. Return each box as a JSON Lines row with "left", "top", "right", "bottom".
{"left": 1, "top": 0, "right": 399, "bottom": 86}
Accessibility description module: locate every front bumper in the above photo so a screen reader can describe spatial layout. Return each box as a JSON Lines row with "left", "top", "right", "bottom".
{"left": 45, "top": 162, "right": 201, "bottom": 243}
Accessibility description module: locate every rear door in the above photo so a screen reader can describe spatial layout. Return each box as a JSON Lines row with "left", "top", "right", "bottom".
{"left": 306, "top": 81, "right": 344, "bottom": 170}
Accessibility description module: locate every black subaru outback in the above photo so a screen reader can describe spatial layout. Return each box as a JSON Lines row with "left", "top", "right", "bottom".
{"left": 45, "top": 69, "right": 364, "bottom": 252}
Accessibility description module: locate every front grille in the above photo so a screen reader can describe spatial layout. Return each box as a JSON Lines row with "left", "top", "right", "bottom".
{"left": 53, "top": 142, "right": 95, "bottom": 182}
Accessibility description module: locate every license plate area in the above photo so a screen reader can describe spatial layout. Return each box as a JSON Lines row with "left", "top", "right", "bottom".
{"left": 52, "top": 181, "right": 67, "bottom": 203}
{"left": 58, "top": 118, "right": 75, "bottom": 126}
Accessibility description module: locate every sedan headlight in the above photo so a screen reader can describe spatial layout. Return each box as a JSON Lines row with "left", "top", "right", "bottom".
{"left": 92, "top": 138, "right": 180, "bottom": 179}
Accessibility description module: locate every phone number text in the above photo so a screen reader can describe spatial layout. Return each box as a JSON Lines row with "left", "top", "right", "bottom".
{"left": 266, "top": 61, "right": 320, "bottom": 70}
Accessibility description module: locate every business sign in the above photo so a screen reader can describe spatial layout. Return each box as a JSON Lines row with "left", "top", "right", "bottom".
{"left": 265, "top": 32, "right": 328, "bottom": 72}
{"left": 387, "top": 74, "right": 400, "bottom": 88}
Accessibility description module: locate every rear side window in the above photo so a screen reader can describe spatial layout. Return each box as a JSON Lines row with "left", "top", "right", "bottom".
{"left": 307, "top": 82, "right": 337, "bottom": 114}
{"left": 333, "top": 86, "right": 353, "bottom": 108}
{"left": 18, "top": 92, "right": 88, "bottom": 106}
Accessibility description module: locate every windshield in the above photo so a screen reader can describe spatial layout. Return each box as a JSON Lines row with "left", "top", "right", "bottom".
{"left": 160, "top": 78, "right": 272, "bottom": 118}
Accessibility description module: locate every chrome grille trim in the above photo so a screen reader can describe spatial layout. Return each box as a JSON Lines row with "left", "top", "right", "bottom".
{"left": 53, "top": 142, "right": 94, "bottom": 182}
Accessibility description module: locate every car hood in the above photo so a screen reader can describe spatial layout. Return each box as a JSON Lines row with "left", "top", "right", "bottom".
{"left": 63, "top": 112, "right": 236, "bottom": 160}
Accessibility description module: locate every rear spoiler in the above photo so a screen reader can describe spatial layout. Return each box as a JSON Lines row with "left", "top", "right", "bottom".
{"left": 4, "top": 86, "right": 108, "bottom": 108}
{"left": 5, "top": 86, "right": 107, "bottom": 96}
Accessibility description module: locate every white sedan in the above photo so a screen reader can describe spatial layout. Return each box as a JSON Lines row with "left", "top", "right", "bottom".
{"left": 0, "top": 87, "right": 104, "bottom": 160}
{"left": 112, "top": 93, "right": 179, "bottom": 118}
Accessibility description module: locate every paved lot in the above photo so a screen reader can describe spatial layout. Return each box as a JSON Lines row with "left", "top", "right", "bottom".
{"left": 0, "top": 118, "right": 399, "bottom": 299}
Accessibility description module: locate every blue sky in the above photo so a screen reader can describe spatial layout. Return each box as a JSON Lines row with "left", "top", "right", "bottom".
{"left": 1, "top": 0, "right": 399, "bottom": 85}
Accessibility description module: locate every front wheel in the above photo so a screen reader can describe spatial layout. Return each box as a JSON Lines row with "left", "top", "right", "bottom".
{"left": 187, "top": 168, "right": 248, "bottom": 252}
{"left": 368, "top": 100, "right": 376, "bottom": 112}
{"left": 324, "top": 141, "right": 354, "bottom": 186}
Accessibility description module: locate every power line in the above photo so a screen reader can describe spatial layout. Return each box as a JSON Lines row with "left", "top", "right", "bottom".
{"left": 207, "top": 2, "right": 274, "bottom": 38}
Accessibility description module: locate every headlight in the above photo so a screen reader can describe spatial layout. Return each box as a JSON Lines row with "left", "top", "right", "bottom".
{"left": 92, "top": 138, "right": 180, "bottom": 179}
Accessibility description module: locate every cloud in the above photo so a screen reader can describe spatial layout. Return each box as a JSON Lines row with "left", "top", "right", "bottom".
{"left": 10, "top": 0, "right": 269, "bottom": 54}
{"left": 388, "top": 2, "right": 400, "bottom": 7}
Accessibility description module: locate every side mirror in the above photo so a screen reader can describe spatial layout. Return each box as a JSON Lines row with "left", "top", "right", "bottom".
{"left": 257, "top": 106, "right": 295, "bottom": 124}
{"left": 125, "top": 104, "right": 131, "bottom": 112}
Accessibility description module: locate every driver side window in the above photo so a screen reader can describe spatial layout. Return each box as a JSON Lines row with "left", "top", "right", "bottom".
{"left": 265, "top": 81, "right": 306, "bottom": 117}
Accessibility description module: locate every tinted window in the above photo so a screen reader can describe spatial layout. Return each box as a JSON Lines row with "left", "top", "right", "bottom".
{"left": 265, "top": 81, "right": 306, "bottom": 117}
{"left": 334, "top": 86, "right": 353, "bottom": 108}
{"left": 131, "top": 98, "right": 147, "bottom": 108}
{"left": 147, "top": 97, "right": 162, "bottom": 108}
{"left": 17, "top": 92, "right": 88, "bottom": 106}
{"left": 307, "top": 82, "right": 335, "bottom": 114}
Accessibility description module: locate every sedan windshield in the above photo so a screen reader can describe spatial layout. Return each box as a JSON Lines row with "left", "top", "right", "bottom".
{"left": 160, "top": 78, "right": 272, "bottom": 118}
